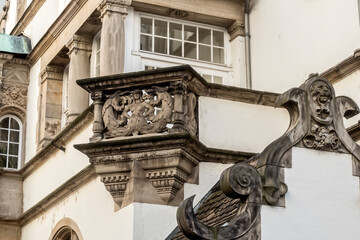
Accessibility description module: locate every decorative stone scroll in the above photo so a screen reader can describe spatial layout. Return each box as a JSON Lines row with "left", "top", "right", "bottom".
{"left": 177, "top": 163, "right": 262, "bottom": 239}
{"left": 253, "top": 74, "right": 360, "bottom": 205}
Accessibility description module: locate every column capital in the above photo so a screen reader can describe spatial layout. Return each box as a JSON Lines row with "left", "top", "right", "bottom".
{"left": 227, "top": 20, "right": 245, "bottom": 41}
{"left": 40, "top": 65, "right": 63, "bottom": 83}
{"left": 98, "top": 0, "right": 132, "bottom": 18}
{"left": 66, "top": 35, "right": 92, "bottom": 56}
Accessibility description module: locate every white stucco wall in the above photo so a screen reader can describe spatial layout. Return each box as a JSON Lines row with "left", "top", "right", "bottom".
{"left": 23, "top": 0, "right": 61, "bottom": 47}
{"left": 22, "top": 177, "right": 135, "bottom": 240}
{"left": 25, "top": 60, "right": 40, "bottom": 164}
{"left": 250, "top": 0, "right": 360, "bottom": 93}
{"left": 5, "top": 0, "right": 17, "bottom": 34}
{"left": 199, "top": 97, "right": 289, "bottom": 153}
{"left": 262, "top": 147, "right": 360, "bottom": 240}
{"left": 333, "top": 69, "right": 360, "bottom": 127}
{"left": 23, "top": 124, "right": 92, "bottom": 211}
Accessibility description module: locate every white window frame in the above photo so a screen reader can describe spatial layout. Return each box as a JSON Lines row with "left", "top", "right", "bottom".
{"left": 133, "top": 12, "right": 233, "bottom": 85}
{"left": 90, "top": 30, "right": 101, "bottom": 78}
{"left": 61, "top": 64, "right": 69, "bottom": 128}
{"left": 0, "top": 114, "right": 22, "bottom": 169}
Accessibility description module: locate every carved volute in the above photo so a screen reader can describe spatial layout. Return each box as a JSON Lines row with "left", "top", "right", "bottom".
{"left": 75, "top": 65, "right": 209, "bottom": 208}
{"left": 253, "top": 74, "right": 360, "bottom": 206}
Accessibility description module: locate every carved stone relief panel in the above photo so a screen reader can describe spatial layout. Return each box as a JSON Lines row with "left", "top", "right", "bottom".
{"left": 102, "top": 86, "right": 197, "bottom": 139}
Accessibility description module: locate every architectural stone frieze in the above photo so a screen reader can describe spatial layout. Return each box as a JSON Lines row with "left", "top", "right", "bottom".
{"left": 252, "top": 74, "right": 360, "bottom": 206}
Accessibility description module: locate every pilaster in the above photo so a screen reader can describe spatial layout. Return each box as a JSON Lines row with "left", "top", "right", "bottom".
{"left": 98, "top": 0, "right": 132, "bottom": 75}
{"left": 38, "top": 66, "right": 63, "bottom": 149}
{"left": 65, "top": 35, "right": 92, "bottom": 123}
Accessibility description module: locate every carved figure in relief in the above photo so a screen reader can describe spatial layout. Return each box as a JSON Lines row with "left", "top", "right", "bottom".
{"left": 102, "top": 87, "right": 173, "bottom": 138}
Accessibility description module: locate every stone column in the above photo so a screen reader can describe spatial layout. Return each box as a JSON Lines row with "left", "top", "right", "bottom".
{"left": 227, "top": 21, "right": 246, "bottom": 88}
{"left": 66, "top": 35, "right": 92, "bottom": 123}
{"left": 38, "top": 66, "right": 63, "bottom": 149}
{"left": 98, "top": 0, "right": 131, "bottom": 76}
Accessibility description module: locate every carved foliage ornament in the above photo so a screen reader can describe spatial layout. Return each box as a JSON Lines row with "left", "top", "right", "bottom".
{"left": 253, "top": 74, "right": 360, "bottom": 205}
{"left": 102, "top": 86, "right": 197, "bottom": 138}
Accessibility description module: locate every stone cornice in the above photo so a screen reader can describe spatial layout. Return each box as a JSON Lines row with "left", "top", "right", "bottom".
{"left": 321, "top": 49, "right": 360, "bottom": 84}
{"left": 19, "top": 165, "right": 96, "bottom": 226}
{"left": 19, "top": 105, "right": 94, "bottom": 178}
{"left": 347, "top": 122, "right": 360, "bottom": 142}
{"left": 25, "top": 0, "right": 90, "bottom": 66}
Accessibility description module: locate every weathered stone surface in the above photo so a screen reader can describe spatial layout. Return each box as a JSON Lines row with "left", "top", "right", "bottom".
{"left": 252, "top": 74, "right": 360, "bottom": 206}
{"left": 0, "top": 222, "right": 21, "bottom": 240}
{"left": 75, "top": 133, "right": 253, "bottom": 208}
{"left": 176, "top": 163, "right": 262, "bottom": 240}
{"left": 0, "top": 171, "right": 23, "bottom": 219}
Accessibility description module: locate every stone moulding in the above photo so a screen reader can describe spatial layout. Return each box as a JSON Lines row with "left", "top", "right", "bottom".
{"left": 177, "top": 163, "right": 262, "bottom": 240}
{"left": 74, "top": 133, "right": 253, "bottom": 208}
{"left": 252, "top": 74, "right": 360, "bottom": 206}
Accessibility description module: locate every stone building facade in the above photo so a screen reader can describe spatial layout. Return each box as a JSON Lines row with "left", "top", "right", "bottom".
{"left": 0, "top": 0, "right": 360, "bottom": 239}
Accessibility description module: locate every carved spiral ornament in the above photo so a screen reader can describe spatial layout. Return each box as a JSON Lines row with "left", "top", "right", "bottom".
{"left": 177, "top": 163, "right": 262, "bottom": 239}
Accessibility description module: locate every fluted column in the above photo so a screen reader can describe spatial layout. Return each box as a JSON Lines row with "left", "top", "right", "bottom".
{"left": 66, "top": 35, "right": 92, "bottom": 123}
{"left": 98, "top": 0, "right": 131, "bottom": 76}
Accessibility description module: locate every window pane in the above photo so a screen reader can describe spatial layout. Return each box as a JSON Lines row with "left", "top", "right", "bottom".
{"left": 10, "top": 118, "right": 19, "bottom": 130}
{"left": 0, "top": 142, "right": 7, "bottom": 154}
{"left": 199, "top": 45, "right": 211, "bottom": 62}
{"left": 141, "top": 17, "right": 152, "bottom": 34}
{"left": 140, "top": 35, "right": 152, "bottom": 51}
{"left": 0, "top": 118, "right": 9, "bottom": 128}
{"left": 0, "top": 155, "right": 6, "bottom": 167}
{"left": 199, "top": 28, "right": 211, "bottom": 45}
{"left": 10, "top": 131, "right": 19, "bottom": 142}
{"left": 8, "top": 156, "right": 18, "bottom": 169}
{"left": 154, "top": 20, "right": 167, "bottom": 37}
{"left": 170, "top": 40, "right": 182, "bottom": 57}
{"left": 154, "top": 37, "right": 167, "bottom": 54}
{"left": 184, "top": 25, "right": 196, "bottom": 42}
{"left": 213, "top": 31, "right": 224, "bottom": 47}
{"left": 213, "top": 47, "right": 224, "bottom": 64}
{"left": 184, "top": 42, "right": 196, "bottom": 59}
{"left": 170, "top": 23, "right": 182, "bottom": 39}
{"left": 213, "top": 76, "right": 223, "bottom": 84}
{"left": 9, "top": 143, "right": 18, "bottom": 155}
{"left": 0, "top": 130, "right": 8, "bottom": 141}
{"left": 202, "top": 74, "right": 212, "bottom": 82}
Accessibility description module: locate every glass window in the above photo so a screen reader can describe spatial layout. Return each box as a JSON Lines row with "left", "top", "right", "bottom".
{"left": 53, "top": 227, "right": 79, "bottom": 240}
{"left": 140, "top": 17, "right": 226, "bottom": 64}
{"left": 0, "top": 116, "right": 22, "bottom": 169}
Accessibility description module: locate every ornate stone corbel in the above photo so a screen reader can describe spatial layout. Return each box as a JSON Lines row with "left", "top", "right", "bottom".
{"left": 100, "top": 172, "right": 130, "bottom": 207}
{"left": 177, "top": 163, "right": 262, "bottom": 240}
{"left": 253, "top": 74, "right": 360, "bottom": 205}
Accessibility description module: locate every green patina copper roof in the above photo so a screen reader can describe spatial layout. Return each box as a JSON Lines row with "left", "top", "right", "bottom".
{"left": 0, "top": 34, "right": 31, "bottom": 55}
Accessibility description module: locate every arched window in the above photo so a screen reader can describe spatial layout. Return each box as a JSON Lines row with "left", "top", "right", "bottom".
{"left": 53, "top": 227, "right": 79, "bottom": 240}
{"left": 0, "top": 115, "right": 22, "bottom": 169}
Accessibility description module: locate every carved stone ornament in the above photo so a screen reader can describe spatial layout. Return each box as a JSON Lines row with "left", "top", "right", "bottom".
{"left": 252, "top": 74, "right": 360, "bottom": 205}
{"left": 177, "top": 163, "right": 262, "bottom": 240}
